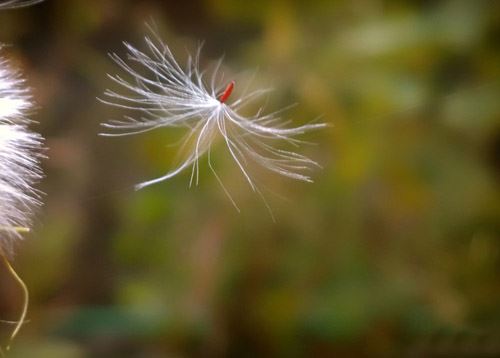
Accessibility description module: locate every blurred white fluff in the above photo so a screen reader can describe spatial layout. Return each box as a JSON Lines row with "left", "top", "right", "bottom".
{"left": 101, "top": 30, "right": 325, "bottom": 208}
{"left": 0, "top": 0, "right": 43, "bottom": 9}
{"left": 0, "top": 58, "right": 31, "bottom": 122}
{"left": 0, "top": 57, "right": 43, "bottom": 256}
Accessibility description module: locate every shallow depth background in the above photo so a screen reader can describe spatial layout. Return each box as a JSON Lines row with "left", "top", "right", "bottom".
{"left": 1, "top": 0, "right": 499, "bottom": 356}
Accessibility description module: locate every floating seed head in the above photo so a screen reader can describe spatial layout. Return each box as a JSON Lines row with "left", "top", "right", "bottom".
{"left": 101, "top": 28, "right": 326, "bottom": 210}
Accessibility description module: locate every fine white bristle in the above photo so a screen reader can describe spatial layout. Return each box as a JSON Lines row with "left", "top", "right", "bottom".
{"left": 0, "top": 0, "right": 44, "bottom": 9}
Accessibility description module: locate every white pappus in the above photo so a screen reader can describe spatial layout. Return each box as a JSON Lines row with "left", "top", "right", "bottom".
{"left": 100, "top": 29, "right": 326, "bottom": 211}
{"left": 0, "top": 0, "right": 44, "bottom": 351}
{"left": 0, "top": 56, "right": 43, "bottom": 257}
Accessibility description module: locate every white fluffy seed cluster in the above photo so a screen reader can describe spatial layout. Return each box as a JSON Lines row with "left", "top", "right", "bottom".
{"left": 101, "top": 30, "right": 325, "bottom": 208}
{"left": 0, "top": 56, "right": 43, "bottom": 257}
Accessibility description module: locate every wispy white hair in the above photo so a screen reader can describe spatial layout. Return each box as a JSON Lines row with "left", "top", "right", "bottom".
{"left": 0, "top": 57, "right": 31, "bottom": 123}
{"left": 101, "top": 29, "right": 325, "bottom": 209}
{"left": 0, "top": 57, "right": 43, "bottom": 257}
{"left": 0, "top": 0, "right": 43, "bottom": 9}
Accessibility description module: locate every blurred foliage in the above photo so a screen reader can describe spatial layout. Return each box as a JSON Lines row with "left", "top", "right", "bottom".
{"left": 0, "top": 0, "right": 499, "bottom": 356}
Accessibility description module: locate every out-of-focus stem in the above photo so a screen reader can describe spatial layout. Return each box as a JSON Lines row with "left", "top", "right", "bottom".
{"left": 0, "top": 249, "right": 29, "bottom": 352}
{"left": 0, "top": 227, "right": 30, "bottom": 233}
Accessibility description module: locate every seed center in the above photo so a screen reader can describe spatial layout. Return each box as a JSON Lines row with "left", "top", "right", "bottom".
{"left": 218, "top": 81, "right": 235, "bottom": 104}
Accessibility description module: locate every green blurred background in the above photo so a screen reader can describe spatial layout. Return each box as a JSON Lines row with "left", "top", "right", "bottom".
{"left": 1, "top": 0, "right": 499, "bottom": 356}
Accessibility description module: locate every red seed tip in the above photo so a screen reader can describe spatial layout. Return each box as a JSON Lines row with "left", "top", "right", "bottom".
{"left": 219, "top": 81, "right": 235, "bottom": 104}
